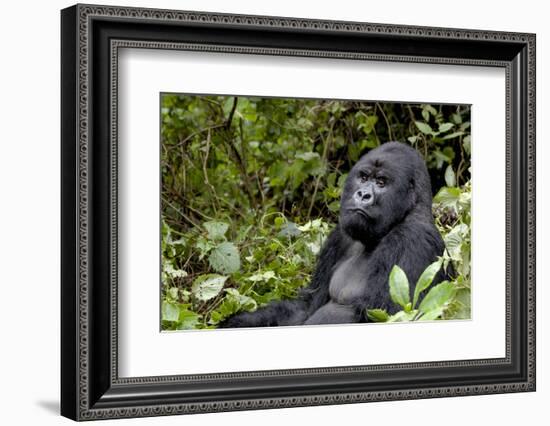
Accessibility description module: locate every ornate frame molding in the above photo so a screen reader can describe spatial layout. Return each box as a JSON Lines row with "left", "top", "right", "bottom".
{"left": 61, "top": 4, "right": 535, "bottom": 421}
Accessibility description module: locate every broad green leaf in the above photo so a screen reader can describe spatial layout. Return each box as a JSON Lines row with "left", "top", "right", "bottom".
{"left": 450, "top": 288, "right": 472, "bottom": 320}
{"left": 204, "top": 221, "right": 229, "bottom": 241}
{"left": 161, "top": 301, "right": 180, "bottom": 322}
{"left": 359, "top": 115, "right": 378, "bottom": 135}
{"left": 444, "top": 223, "right": 469, "bottom": 261}
{"left": 433, "top": 186, "right": 461, "bottom": 211}
{"left": 295, "top": 151, "right": 320, "bottom": 162}
{"left": 278, "top": 222, "right": 301, "bottom": 238}
{"left": 389, "top": 265, "right": 410, "bottom": 309}
{"left": 418, "top": 309, "right": 444, "bottom": 321}
{"left": 444, "top": 165, "right": 456, "bottom": 187}
{"left": 274, "top": 217, "right": 285, "bottom": 228}
{"left": 459, "top": 242, "right": 471, "bottom": 277}
{"left": 176, "top": 309, "right": 200, "bottom": 330}
{"left": 222, "top": 96, "right": 237, "bottom": 115}
{"left": 424, "top": 104, "right": 438, "bottom": 116}
{"left": 168, "top": 287, "right": 179, "bottom": 300}
{"left": 459, "top": 121, "right": 471, "bottom": 131}
{"left": 366, "top": 309, "right": 389, "bottom": 322}
{"left": 247, "top": 270, "right": 276, "bottom": 282}
{"left": 432, "top": 149, "right": 453, "bottom": 169}
{"left": 438, "top": 122, "right": 454, "bottom": 133}
{"left": 225, "top": 288, "right": 258, "bottom": 312}
{"left": 164, "top": 263, "right": 188, "bottom": 279}
{"left": 442, "top": 131, "right": 465, "bottom": 140}
{"left": 421, "top": 109, "right": 430, "bottom": 122}
{"left": 328, "top": 200, "right": 340, "bottom": 212}
{"left": 172, "top": 237, "right": 187, "bottom": 248}
{"left": 387, "top": 310, "right": 418, "bottom": 322}
{"left": 463, "top": 135, "right": 471, "bottom": 155}
{"left": 208, "top": 242, "right": 241, "bottom": 274}
{"left": 413, "top": 260, "right": 443, "bottom": 308}
{"left": 195, "top": 236, "right": 215, "bottom": 260}
{"left": 414, "top": 121, "right": 433, "bottom": 135}
{"left": 418, "top": 281, "right": 456, "bottom": 314}
{"left": 297, "top": 220, "right": 313, "bottom": 232}
{"left": 306, "top": 241, "right": 321, "bottom": 255}
{"left": 191, "top": 274, "right": 228, "bottom": 301}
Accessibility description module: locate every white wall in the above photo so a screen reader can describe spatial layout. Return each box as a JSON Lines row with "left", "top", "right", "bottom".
{"left": 0, "top": 0, "right": 546, "bottom": 424}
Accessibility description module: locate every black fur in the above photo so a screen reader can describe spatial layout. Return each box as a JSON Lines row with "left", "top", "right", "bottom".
{"left": 220, "top": 142, "right": 448, "bottom": 328}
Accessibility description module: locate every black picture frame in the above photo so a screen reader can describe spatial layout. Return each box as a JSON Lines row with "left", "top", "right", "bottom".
{"left": 61, "top": 4, "right": 536, "bottom": 421}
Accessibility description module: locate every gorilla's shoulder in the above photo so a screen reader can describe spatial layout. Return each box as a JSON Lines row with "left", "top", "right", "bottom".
{"left": 395, "top": 218, "right": 445, "bottom": 252}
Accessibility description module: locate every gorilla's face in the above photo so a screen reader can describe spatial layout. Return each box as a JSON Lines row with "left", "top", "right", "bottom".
{"left": 339, "top": 142, "right": 429, "bottom": 243}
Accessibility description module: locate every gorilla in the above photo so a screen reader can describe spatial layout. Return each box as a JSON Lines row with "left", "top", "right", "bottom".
{"left": 220, "top": 142, "right": 448, "bottom": 328}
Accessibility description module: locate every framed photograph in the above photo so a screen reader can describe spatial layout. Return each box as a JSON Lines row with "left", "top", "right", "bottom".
{"left": 61, "top": 3, "right": 536, "bottom": 421}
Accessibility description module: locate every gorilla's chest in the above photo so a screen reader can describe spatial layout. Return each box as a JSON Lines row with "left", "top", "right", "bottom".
{"left": 329, "top": 243, "right": 371, "bottom": 305}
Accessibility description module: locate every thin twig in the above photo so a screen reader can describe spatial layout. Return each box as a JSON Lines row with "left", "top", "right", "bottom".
{"left": 177, "top": 124, "right": 225, "bottom": 148}
{"left": 376, "top": 102, "right": 393, "bottom": 141}
{"left": 307, "top": 122, "right": 334, "bottom": 220}
{"left": 225, "top": 96, "right": 238, "bottom": 130}
{"left": 162, "top": 197, "right": 203, "bottom": 228}
{"left": 202, "top": 128, "right": 220, "bottom": 214}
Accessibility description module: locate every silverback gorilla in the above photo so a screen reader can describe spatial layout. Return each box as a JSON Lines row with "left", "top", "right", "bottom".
{"left": 220, "top": 142, "right": 447, "bottom": 328}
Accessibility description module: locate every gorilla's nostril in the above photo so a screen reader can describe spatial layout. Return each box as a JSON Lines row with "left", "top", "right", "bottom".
{"left": 364, "top": 193, "right": 371, "bottom": 200}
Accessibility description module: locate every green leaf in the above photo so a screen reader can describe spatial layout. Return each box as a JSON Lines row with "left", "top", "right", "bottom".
{"left": 278, "top": 222, "right": 301, "bottom": 238}
{"left": 387, "top": 310, "right": 418, "bottom": 322}
{"left": 225, "top": 288, "right": 258, "bottom": 312}
{"left": 168, "top": 287, "right": 179, "bottom": 300}
{"left": 191, "top": 274, "right": 228, "bottom": 301}
{"left": 414, "top": 121, "right": 433, "bottom": 135}
{"left": 438, "top": 122, "right": 454, "bottom": 133}
{"left": 389, "top": 265, "right": 410, "bottom": 309}
{"left": 161, "top": 301, "right": 180, "bottom": 322}
{"left": 412, "top": 260, "right": 443, "bottom": 308}
{"left": 444, "top": 223, "right": 469, "bottom": 267}
{"left": 442, "top": 131, "right": 465, "bottom": 140}
{"left": 295, "top": 151, "right": 320, "bottom": 162}
{"left": 421, "top": 109, "right": 430, "bottom": 122}
{"left": 418, "top": 281, "right": 457, "bottom": 315}
{"left": 195, "top": 236, "right": 215, "bottom": 259}
{"left": 433, "top": 186, "right": 461, "bottom": 211}
{"left": 444, "top": 165, "right": 456, "bottom": 187}
{"left": 204, "top": 221, "right": 229, "bottom": 241}
{"left": 366, "top": 309, "right": 390, "bottom": 322}
{"left": 208, "top": 242, "right": 241, "bottom": 274}
{"left": 432, "top": 149, "right": 453, "bottom": 169}
{"left": 418, "top": 309, "right": 444, "bottom": 321}
{"left": 423, "top": 104, "right": 438, "bottom": 116}
{"left": 359, "top": 115, "right": 378, "bottom": 135}
{"left": 164, "top": 263, "right": 188, "bottom": 279}
{"left": 447, "top": 288, "right": 471, "bottom": 320}
{"left": 176, "top": 309, "right": 200, "bottom": 330}
{"left": 463, "top": 135, "right": 471, "bottom": 155}
{"left": 247, "top": 270, "right": 276, "bottom": 282}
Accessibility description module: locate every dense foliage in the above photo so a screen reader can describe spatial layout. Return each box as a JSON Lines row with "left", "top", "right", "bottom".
{"left": 160, "top": 95, "right": 471, "bottom": 330}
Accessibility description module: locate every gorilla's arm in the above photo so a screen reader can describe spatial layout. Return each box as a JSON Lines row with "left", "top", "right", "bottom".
{"left": 218, "top": 227, "right": 346, "bottom": 328}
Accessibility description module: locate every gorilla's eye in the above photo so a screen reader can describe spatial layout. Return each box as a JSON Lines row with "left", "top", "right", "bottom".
{"left": 376, "top": 177, "right": 386, "bottom": 187}
{"left": 359, "top": 173, "right": 368, "bottom": 183}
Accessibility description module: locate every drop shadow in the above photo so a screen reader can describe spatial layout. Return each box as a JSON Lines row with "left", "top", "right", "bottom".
{"left": 36, "top": 400, "right": 59, "bottom": 415}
